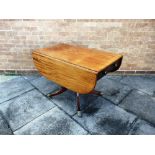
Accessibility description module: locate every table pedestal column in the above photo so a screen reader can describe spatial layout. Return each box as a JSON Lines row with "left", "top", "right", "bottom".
{"left": 47, "top": 87, "right": 102, "bottom": 117}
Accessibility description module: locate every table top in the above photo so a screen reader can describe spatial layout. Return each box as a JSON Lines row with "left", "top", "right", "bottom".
{"left": 34, "top": 43, "right": 123, "bottom": 73}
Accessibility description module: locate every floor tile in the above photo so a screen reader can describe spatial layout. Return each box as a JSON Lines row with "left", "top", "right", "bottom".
{"left": 120, "top": 75, "right": 155, "bottom": 96}
{"left": 0, "top": 77, "right": 33, "bottom": 103}
{"left": 95, "top": 78, "right": 131, "bottom": 104}
{"left": 0, "top": 112, "right": 12, "bottom": 135}
{"left": 0, "top": 89, "right": 55, "bottom": 131}
{"left": 120, "top": 90, "right": 155, "bottom": 125}
{"left": 23, "top": 73, "right": 41, "bottom": 81}
{"left": 51, "top": 90, "right": 99, "bottom": 116}
{"left": 0, "top": 75, "right": 20, "bottom": 83}
{"left": 30, "top": 76, "right": 59, "bottom": 95}
{"left": 0, "top": 75, "right": 154, "bottom": 135}
{"left": 129, "top": 119, "right": 155, "bottom": 135}
{"left": 14, "top": 107, "right": 87, "bottom": 135}
{"left": 74, "top": 97, "right": 136, "bottom": 135}
{"left": 107, "top": 75, "right": 123, "bottom": 81}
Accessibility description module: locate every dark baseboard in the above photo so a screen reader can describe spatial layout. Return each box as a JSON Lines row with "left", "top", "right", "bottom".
{"left": 111, "top": 70, "right": 155, "bottom": 75}
{"left": 0, "top": 70, "right": 38, "bottom": 75}
{"left": 0, "top": 69, "right": 155, "bottom": 75}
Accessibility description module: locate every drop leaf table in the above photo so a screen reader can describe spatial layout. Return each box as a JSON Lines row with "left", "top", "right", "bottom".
{"left": 32, "top": 43, "right": 123, "bottom": 117}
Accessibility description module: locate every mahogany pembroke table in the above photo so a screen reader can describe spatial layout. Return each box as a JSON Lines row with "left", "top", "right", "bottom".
{"left": 32, "top": 43, "right": 123, "bottom": 117}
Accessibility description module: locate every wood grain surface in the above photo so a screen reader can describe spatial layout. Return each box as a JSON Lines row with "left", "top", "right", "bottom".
{"left": 32, "top": 44, "right": 123, "bottom": 94}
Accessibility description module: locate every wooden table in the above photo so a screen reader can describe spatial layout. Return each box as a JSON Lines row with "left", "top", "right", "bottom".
{"left": 32, "top": 43, "right": 123, "bottom": 116}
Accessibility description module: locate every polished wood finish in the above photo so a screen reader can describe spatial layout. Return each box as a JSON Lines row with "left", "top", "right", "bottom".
{"left": 32, "top": 43, "right": 123, "bottom": 94}
{"left": 32, "top": 53, "right": 97, "bottom": 94}
{"left": 88, "top": 89, "right": 102, "bottom": 96}
{"left": 47, "top": 87, "right": 67, "bottom": 97}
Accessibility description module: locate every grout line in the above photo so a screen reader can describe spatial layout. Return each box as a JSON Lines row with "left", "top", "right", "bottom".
{"left": 0, "top": 77, "right": 36, "bottom": 134}
{"left": 27, "top": 76, "right": 155, "bottom": 133}
{"left": 0, "top": 76, "right": 37, "bottom": 105}
{"left": 0, "top": 88, "right": 35, "bottom": 105}
{"left": 3, "top": 75, "right": 155, "bottom": 134}
{"left": 96, "top": 78, "right": 134, "bottom": 106}
{"left": 116, "top": 76, "right": 155, "bottom": 97}
{"left": 13, "top": 106, "right": 57, "bottom": 133}
{"left": 119, "top": 106, "right": 155, "bottom": 129}
{"left": 48, "top": 101, "right": 90, "bottom": 134}
{"left": 119, "top": 77, "right": 155, "bottom": 97}
{"left": 127, "top": 117, "right": 139, "bottom": 135}
{"left": 143, "top": 120, "right": 155, "bottom": 128}
{"left": 0, "top": 111, "right": 14, "bottom": 135}
{"left": 116, "top": 88, "right": 155, "bottom": 128}
{"left": 133, "top": 88, "right": 154, "bottom": 97}
{"left": 48, "top": 96, "right": 91, "bottom": 134}
{"left": 117, "top": 89, "right": 133, "bottom": 105}
{"left": 120, "top": 77, "right": 152, "bottom": 97}
{"left": 97, "top": 93, "right": 147, "bottom": 125}
{"left": 24, "top": 77, "right": 90, "bottom": 134}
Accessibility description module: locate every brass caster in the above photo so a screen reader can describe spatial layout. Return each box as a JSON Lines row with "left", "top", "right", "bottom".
{"left": 47, "top": 93, "right": 51, "bottom": 97}
{"left": 77, "top": 111, "right": 82, "bottom": 117}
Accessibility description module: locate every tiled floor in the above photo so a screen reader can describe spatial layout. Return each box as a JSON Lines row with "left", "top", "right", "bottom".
{"left": 0, "top": 74, "right": 155, "bottom": 135}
